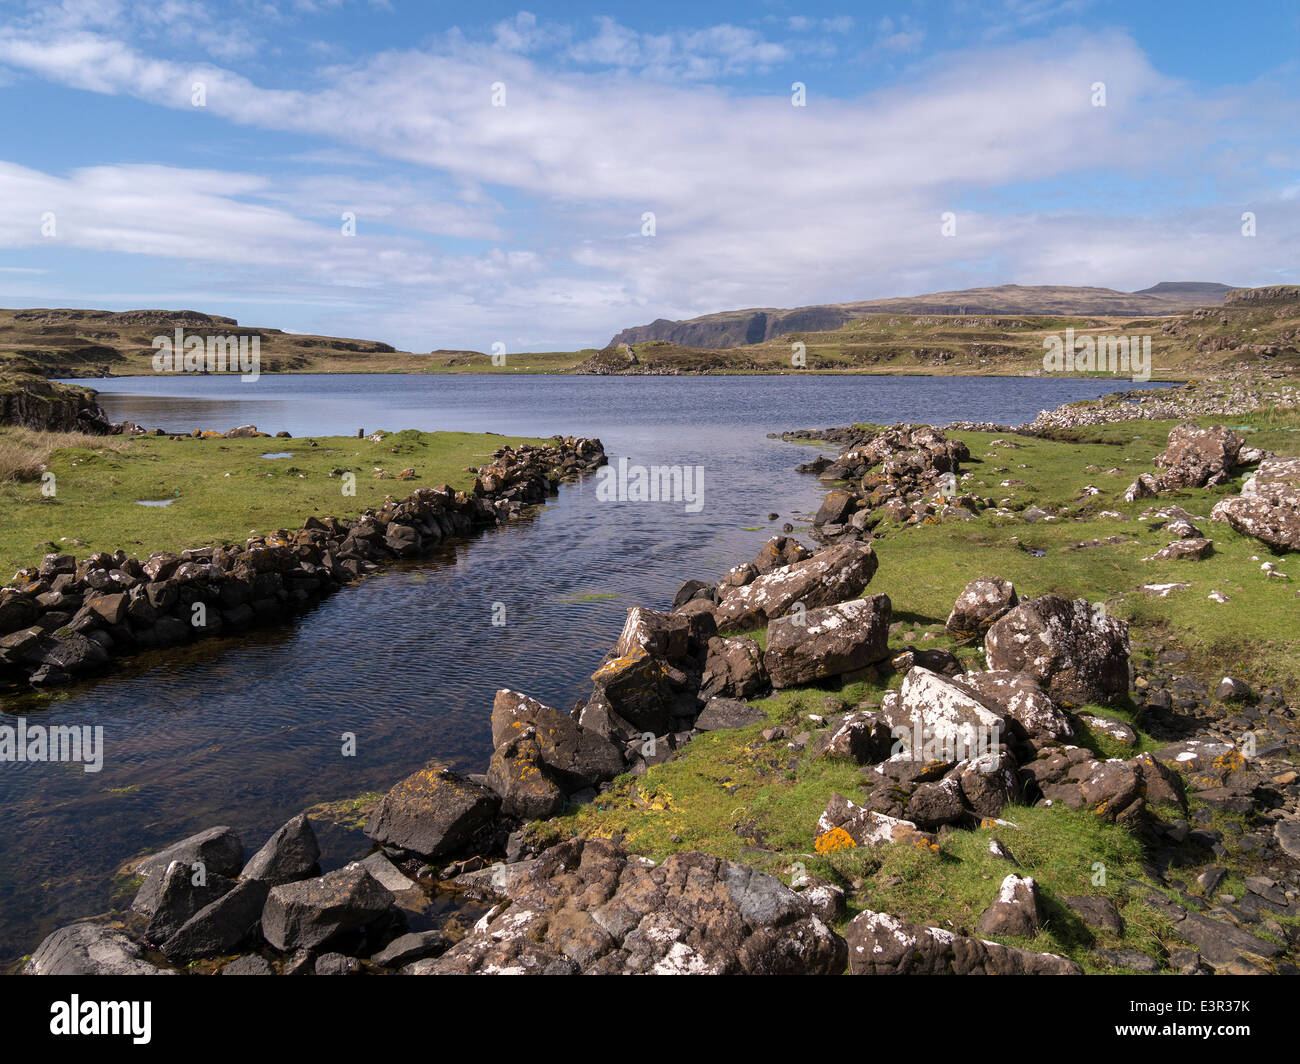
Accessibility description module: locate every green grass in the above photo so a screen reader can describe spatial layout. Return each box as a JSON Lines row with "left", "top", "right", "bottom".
{"left": 0, "top": 427, "right": 550, "bottom": 577}
{"left": 861, "top": 422, "right": 1300, "bottom": 690}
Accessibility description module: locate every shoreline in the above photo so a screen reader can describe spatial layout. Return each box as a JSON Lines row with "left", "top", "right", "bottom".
{"left": 20, "top": 382, "right": 1300, "bottom": 975}
{"left": 0, "top": 434, "right": 607, "bottom": 694}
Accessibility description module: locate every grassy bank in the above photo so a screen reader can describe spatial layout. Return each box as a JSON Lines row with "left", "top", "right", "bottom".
{"left": 0, "top": 428, "right": 550, "bottom": 578}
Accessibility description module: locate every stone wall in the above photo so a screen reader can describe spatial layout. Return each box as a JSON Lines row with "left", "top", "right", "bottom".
{"left": 0, "top": 436, "right": 606, "bottom": 689}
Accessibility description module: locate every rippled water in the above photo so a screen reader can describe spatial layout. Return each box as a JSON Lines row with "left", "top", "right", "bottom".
{"left": 0, "top": 373, "right": 1164, "bottom": 961}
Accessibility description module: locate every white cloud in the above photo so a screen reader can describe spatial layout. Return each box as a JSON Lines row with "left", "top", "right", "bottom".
{"left": 0, "top": 10, "right": 1294, "bottom": 350}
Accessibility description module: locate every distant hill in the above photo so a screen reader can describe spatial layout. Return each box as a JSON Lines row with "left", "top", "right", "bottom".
{"left": 0, "top": 307, "right": 402, "bottom": 378}
{"left": 609, "top": 282, "right": 1238, "bottom": 349}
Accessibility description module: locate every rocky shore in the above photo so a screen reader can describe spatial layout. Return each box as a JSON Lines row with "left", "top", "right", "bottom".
{"left": 20, "top": 391, "right": 1300, "bottom": 977}
{"left": 0, "top": 435, "right": 606, "bottom": 691}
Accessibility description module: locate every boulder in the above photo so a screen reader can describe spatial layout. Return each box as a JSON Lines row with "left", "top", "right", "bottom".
{"left": 1211, "top": 456, "right": 1300, "bottom": 552}
{"left": 1153, "top": 423, "right": 1244, "bottom": 489}
{"left": 142, "top": 860, "right": 235, "bottom": 943}
{"left": 957, "top": 750, "right": 1020, "bottom": 818}
{"left": 590, "top": 648, "right": 677, "bottom": 734}
{"left": 1214, "top": 676, "right": 1254, "bottom": 703}
{"left": 1039, "top": 757, "right": 1144, "bottom": 824}
{"left": 20, "top": 630, "right": 110, "bottom": 674}
{"left": 358, "top": 852, "right": 417, "bottom": 894}
{"left": 976, "top": 873, "right": 1043, "bottom": 937}
{"left": 955, "top": 670, "right": 1074, "bottom": 742}
{"left": 814, "top": 490, "right": 856, "bottom": 527}
{"left": 816, "top": 793, "right": 936, "bottom": 850}
{"left": 817, "top": 710, "right": 893, "bottom": 764}
{"left": 129, "top": 826, "right": 244, "bottom": 916}
{"left": 904, "top": 776, "right": 968, "bottom": 829}
{"left": 485, "top": 731, "right": 567, "bottom": 819}
{"left": 365, "top": 765, "right": 500, "bottom": 859}
{"left": 671, "top": 579, "right": 714, "bottom": 608}
{"left": 984, "top": 595, "right": 1130, "bottom": 706}
{"left": 491, "top": 689, "right": 623, "bottom": 788}
{"left": 845, "top": 910, "right": 1081, "bottom": 974}
{"left": 698, "top": 635, "right": 767, "bottom": 700}
{"left": 694, "top": 697, "right": 765, "bottom": 731}
{"left": 879, "top": 666, "right": 1010, "bottom": 756}
{"left": 575, "top": 689, "right": 640, "bottom": 744}
{"left": 410, "top": 838, "right": 846, "bottom": 975}
{"left": 315, "top": 952, "right": 362, "bottom": 975}
{"left": 161, "top": 879, "right": 270, "bottom": 961}
{"left": 945, "top": 577, "right": 1018, "bottom": 637}
{"left": 763, "top": 594, "right": 891, "bottom": 688}
{"left": 261, "top": 863, "right": 395, "bottom": 951}
{"left": 240, "top": 814, "right": 320, "bottom": 886}
{"left": 371, "top": 929, "right": 451, "bottom": 967}
{"left": 752, "top": 535, "right": 812, "bottom": 574}
{"left": 23, "top": 923, "right": 172, "bottom": 976}
{"left": 713, "top": 543, "right": 878, "bottom": 627}
{"left": 1149, "top": 537, "right": 1213, "bottom": 561}
{"left": 614, "top": 607, "right": 692, "bottom": 664}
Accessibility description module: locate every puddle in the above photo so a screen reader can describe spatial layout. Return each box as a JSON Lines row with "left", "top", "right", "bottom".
{"left": 260, "top": 452, "right": 294, "bottom": 459}
{"left": 135, "top": 499, "right": 175, "bottom": 507}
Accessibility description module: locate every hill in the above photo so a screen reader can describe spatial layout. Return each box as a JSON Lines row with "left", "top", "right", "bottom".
{"left": 0, "top": 308, "right": 408, "bottom": 379}
{"left": 609, "top": 282, "right": 1238, "bottom": 350}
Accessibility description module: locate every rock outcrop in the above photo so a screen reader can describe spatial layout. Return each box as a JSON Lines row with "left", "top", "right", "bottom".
{"left": 411, "top": 838, "right": 847, "bottom": 975}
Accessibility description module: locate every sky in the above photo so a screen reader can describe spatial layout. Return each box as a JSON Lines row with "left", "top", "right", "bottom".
{"left": 0, "top": 0, "right": 1296, "bottom": 353}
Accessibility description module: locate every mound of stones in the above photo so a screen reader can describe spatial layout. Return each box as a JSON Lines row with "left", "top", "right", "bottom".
{"left": 783, "top": 423, "right": 983, "bottom": 541}
{"left": 1021, "top": 381, "right": 1300, "bottom": 435}
{"left": 0, "top": 437, "right": 605, "bottom": 690}
{"left": 27, "top": 815, "right": 421, "bottom": 974}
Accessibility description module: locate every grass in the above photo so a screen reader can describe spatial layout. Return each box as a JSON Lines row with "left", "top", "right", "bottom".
{"left": 862, "top": 421, "right": 1300, "bottom": 690}
{"left": 0, "top": 427, "right": 551, "bottom": 578}
{"left": 0, "top": 427, "right": 131, "bottom": 483}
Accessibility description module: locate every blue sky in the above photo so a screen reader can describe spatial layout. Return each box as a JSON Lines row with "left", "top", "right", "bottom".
{"left": 0, "top": 0, "right": 1296, "bottom": 351}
